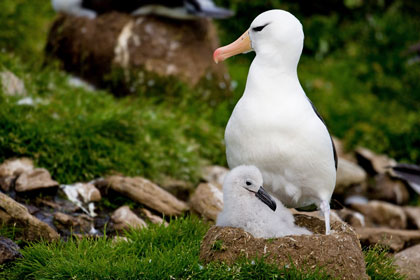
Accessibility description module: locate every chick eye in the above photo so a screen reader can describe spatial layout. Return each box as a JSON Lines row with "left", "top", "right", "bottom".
{"left": 246, "top": 181, "right": 252, "bottom": 186}
{"left": 252, "top": 23, "right": 269, "bottom": 32}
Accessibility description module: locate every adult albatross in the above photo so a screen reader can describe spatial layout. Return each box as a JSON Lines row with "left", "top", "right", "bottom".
{"left": 213, "top": 10, "right": 337, "bottom": 234}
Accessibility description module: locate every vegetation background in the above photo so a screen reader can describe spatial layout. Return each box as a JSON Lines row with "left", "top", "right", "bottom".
{"left": 1, "top": 0, "right": 419, "bottom": 185}
{"left": 0, "top": 1, "right": 416, "bottom": 279}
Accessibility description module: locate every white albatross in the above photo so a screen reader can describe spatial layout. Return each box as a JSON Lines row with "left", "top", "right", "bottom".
{"left": 216, "top": 165, "right": 312, "bottom": 238}
{"left": 213, "top": 10, "right": 337, "bottom": 234}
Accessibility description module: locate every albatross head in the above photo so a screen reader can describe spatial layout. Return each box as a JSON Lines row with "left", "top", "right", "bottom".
{"left": 223, "top": 165, "right": 277, "bottom": 211}
{"left": 213, "top": 10, "right": 303, "bottom": 69}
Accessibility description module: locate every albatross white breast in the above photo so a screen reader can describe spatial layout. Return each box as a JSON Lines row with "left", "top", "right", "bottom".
{"left": 213, "top": 10, "right": 337, "bottom": 234}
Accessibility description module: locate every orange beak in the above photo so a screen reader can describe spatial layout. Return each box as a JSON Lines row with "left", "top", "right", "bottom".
{"left": 213, "top": 29, "right": 252, "bottom": 64}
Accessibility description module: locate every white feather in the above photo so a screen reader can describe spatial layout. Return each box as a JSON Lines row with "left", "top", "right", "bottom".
{"left": 224, "top": 10, "right": 336, "bottom": 234}
{"left": 216, "top": 166, "right": 312, "bottom": 238}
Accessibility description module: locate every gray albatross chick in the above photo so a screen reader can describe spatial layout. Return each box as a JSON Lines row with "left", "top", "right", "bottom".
{"left": 216, "top": 165, "right": 312, "bottom": 239}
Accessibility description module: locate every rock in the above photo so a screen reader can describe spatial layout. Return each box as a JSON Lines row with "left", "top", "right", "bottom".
{"left": 394, "top": 244, "right": 420, "bottom": 280}
{"left": 189, "top": 183, "right": 223, "bottom": 221}
{"left": 390, "top": 163, "right": 420, "bottom": 194}
{"left": 61, "top": 184, "right": 98, "bottom": 217}
{"left": 15, "top": 168, "right": 59, "bottom": 192}
{"left": 0, "top": 237, "right": 22, "bottom": 264}
{"left": 112, "top": 236, "right": 131, "bottom": 244}
{"left": 0, "top": 158, "right": 34, "bottom": 191}
{"left": 53, "top": 212, "right": 93, "bottom": 233}
{"left": 141, "top": 208, "right": 168, "bottom": 226}
{"left": 335, "top": 158, "right": 367, "bottom": 195}
{"left": 404, "top": 206, "right": 420, "bottom": 229}
{"left": 105, "top": 175, "right": 188, "bottom": 216}
{"left": 201, "top": 165, "right": 229, "bottom": 189}
{"left": 200, "top": 214, "right": 368, "bottom": 280}
{"left": 335, "top": 208, "right": 365, "bottom": 228}
{"left": 74, "top": 183, "right": 101, "bottom": 203}
{"left": 289, "top": 209, "right": 345, "bottom": 226}
{"left": 0, "top": 158, "right": 33, "bottom": 178}
{"left": 355, "top": 147, "right": 396, "bottom": 175}
{"left": 158, "top": 177, "right": 193, "bottom": 201}
{"left": 46, "top": 13, "right": 230, "bottom": 101}
{"left": 350, "top": 200, "right": 407, "bottom": 229}
{"left": 111, "top": 206, "right": 147, "bottom": 231}
{"left": 356, "top": 227, "right": 420, "bottom": 252}
{"left": 369, "top": 173, "right": 410, "bottom": 205}
{"left": 0, "top": 192, "right": 59, "bottom": 242}
{"left": 0, "top": 176, "right": 16, "bottom": 192}
{"left": 0, "top": 71, "right": 26, "bottom": 97}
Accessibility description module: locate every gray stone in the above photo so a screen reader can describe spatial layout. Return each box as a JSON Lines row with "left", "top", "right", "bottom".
{"left": 53, "top": 212, "right": 93, "bottom": 233}
{"left": 335, "top": 158, "right": 367, "bottom": 194}
{"left": 105, "top": 175, "right": 188, "bottom": 216}
{"left": 394, "top": 244, "right": 420, "bottom": 280}
{"left": 351, "top": 200, "right": 407, "bottom": 229}
{"left": 74, "top": 183, "right": 101, "bottom": 203}
{"left": 0, "top": 158, "right": 33, "bottom": 178}
{"left": 404, "top": 206, "right": 420, "bottom": 229}
{"left": 0, "top": 237, "right": 22, "bottom": 264}
{"left": 335, "top": 208, "right": 365, "bottom": 228}
{"left": 369, "top": 173, "right": 409, "bottom": 205}
{"left": 189, "top": 182, "right": 223, "bottom": 221}
{"left": 141, "top": 208, "right": 168, "bottom": 226}
{"left": 0, "top": 192, "right": 59, "bottom": 242}
{"left": 356, "top": 227, "right": 420, "bottom": 252}
{"left": 111, "top": 206, "right": 147, "bottom": 231}
{"left": 355, "top": 147, "right": 396, "bottom": 174}
{"left": 15, "top": 168, "right": 59, "bottom": 192}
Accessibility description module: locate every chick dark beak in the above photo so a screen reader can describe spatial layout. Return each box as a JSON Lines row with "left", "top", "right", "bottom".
{"left": 255, "top": 186, "right": 277, "bottom": 211}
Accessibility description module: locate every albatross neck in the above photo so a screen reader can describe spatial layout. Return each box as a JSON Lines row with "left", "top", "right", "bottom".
{"left": 244, "top": 54, "right": 303, "bottom": 98}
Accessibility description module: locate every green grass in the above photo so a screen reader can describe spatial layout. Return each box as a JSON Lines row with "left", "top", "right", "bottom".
{"left": 365, "top": 245, "right": 406, "bottom": 280}
{"left": 0, "top": 217, "right": 405, "bottom": 280}
{"left": 0, "top": 53, "right": 226, "bottom": 184}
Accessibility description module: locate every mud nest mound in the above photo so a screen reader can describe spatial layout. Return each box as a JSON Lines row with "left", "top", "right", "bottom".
{"left": 200, "top": 214, "right": 368, "bottom": 280}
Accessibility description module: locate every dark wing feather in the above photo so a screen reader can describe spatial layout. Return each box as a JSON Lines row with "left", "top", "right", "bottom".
{"left": 308, "top": 99, "right": 338, "bottom": 170}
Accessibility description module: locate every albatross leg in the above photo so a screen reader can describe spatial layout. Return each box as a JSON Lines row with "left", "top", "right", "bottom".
{"left": 320, "top": 200, "right": 331, "bottom": 235}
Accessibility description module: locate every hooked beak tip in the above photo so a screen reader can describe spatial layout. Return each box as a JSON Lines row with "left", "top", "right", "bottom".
{"left": 213, "top": 49, "right": 222, "bottom": 64}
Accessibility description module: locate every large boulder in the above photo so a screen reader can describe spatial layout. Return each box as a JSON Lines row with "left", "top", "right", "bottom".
{"left": 0, "top": 193, "right": 59, "bottom": 242}
{"left": 200, "top": 214, "right": 368, "bottom": 280}
{"left": 46, "top": 13, "right": 230, "bottom": 101}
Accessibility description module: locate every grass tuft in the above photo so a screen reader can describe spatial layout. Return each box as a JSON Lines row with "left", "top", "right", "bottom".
{"left": 364, "top": 245, "right": 406, "bottom": 280}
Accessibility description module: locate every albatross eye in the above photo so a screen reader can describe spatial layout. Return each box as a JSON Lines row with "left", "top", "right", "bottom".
{"left": 246, "top": 181, "right": 252, "bottom": 186}
{"left": 252, "top": 23, "right": 269, "bottom": 32}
